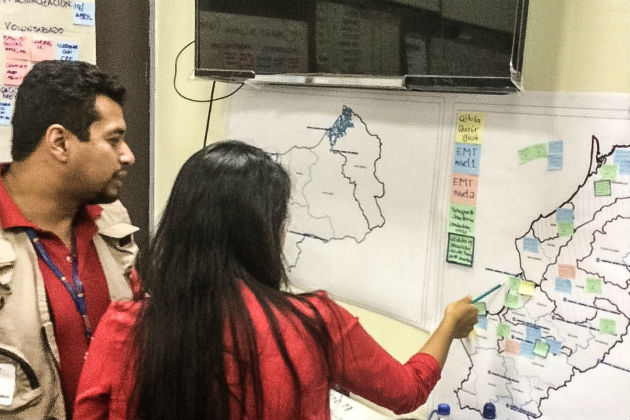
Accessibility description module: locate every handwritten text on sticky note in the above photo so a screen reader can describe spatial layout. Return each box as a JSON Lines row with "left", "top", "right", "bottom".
{"left": 455, "top": 112, "right": 484, "bottom": 144}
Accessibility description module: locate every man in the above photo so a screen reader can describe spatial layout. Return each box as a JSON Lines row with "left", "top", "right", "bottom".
{"left": 0, "top": 60, "right": 139, "bottom": 419}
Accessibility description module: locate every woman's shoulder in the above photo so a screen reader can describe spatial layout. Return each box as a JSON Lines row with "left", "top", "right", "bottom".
{"left": 98, "top": 299, "right": 145, "bottom": 335}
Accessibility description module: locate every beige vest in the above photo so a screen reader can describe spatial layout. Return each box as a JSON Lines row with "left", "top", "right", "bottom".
{"left": 0, "top": 200, "right": 139, "bottom": 420}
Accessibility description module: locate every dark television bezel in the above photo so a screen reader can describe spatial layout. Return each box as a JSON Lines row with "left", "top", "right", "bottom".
{"left": 194, "top": 0, "right": 529, "bottom": 94}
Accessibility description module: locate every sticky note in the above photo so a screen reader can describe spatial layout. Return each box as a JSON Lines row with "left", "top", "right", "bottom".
{"left": 556, "top": 208, "right": 574, "bottom": 222}
{"left": 548, "top": 140, "right": 563, "bottom": 154}
{"left": 557, "top": 222, "right": 574, "bottom": 237}
{"left": 30, "top": 39, "right": 55, "bottom": 62}
{"left": 1, "top": 86, "right": 18, "bottom": 100}
{"left": 594, "top": 180, "right": 611, "bottom": 197}
{"left": 496, "top": 323, "right": 511, "bottom": 339}
{"left": 446, "top": 233, "right": 474, "bottom": 267}
{"left": 534, "top": 339, "right": 549, "bottom": 358}
{"left": 455, "top": 112, "right": 484, "bottom": 144}
{"left": 450, "top": 174, "right": 478, "bottom": 205}
{"left": 447, "top": 204, "right": 476, "bottom": 236}
{"left": 520, "top": 340, "right": 535, "bottom": 358}
{"left": 522, "top": 237, "right": 539, "bottom": 252}
{"left": 599, "top": 318, "right": 616, "bottom": 335}
{"left": 0, "top": 102, "right": 11, "bottom": 126}
{"left": 585, "top": 277, "right": 602, "bottom": 294}
{"left": 614, "top": 149, "right": 630, "bottom": 175}
{"left": 73, "top": 2, "right": 96, "bottom": 26}
{"left": 555, "top": 278, "right": 572, "bottom": 294}
{"left": 4, "top": 59, "right": 29, "bottom": 86}
{"left": 546, "top": 338, "right": 562, "bottom": 355}
{"left": 599, "top": 164, "right": 618, "bottom": 181}
{"left": 505, "top": 290, "right": 519, "bottom": 309}
{"left": 518, "top": 280, "right": 535, "bottom": 296}
{"left": 558, "top": 264, "right": 576, "bottom": 279}
{"left": 473, "top": 302, "right": 486, "bottom": 315}
{"left": 56, "top": 41, "right": 79, "bottom": 61}
{"left": 547, "top": 154, "right": 563, "bottom": 171}
{"left": 453, "top": 143, "right": 482, "bottom": 175}
{"left": 518, "top": 143, "right": 547, "bottom": 164}
{"left": 504, "top": 339, "right": 520, "bottom": 355}
{"left": 508, "top": 276, "right": 521, "bottom": 292}
{"left": 526, "top": 326, "right": 541, "bottom": 342}
{"left": 475, "top": 315, "right": 488, "bottom": 330}
{"left": 3, "top": 34, "right": 29, "bottom": 61}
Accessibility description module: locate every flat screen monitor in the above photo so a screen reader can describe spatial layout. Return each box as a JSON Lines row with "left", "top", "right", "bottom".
{"left": 195, "top": 0, "right": 529, "bottom": 93}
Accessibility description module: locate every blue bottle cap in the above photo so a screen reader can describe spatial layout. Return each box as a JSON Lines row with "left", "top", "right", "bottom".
{"left": 482, "top": 402, "right": 496, "bottom": 419}
{"left": 437, "top": 403, "right": 450, "bottom": 416}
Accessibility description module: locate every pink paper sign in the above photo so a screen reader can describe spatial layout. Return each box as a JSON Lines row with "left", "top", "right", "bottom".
{"left": 4, "top": 59, "right": 29, "bottom": 86}
{"left": 557, "top": 264, "right": 576, "bottom": 279}
{"left": 30, "top": 39, "right": 55, "bottom": 62}
{"left": 3, "top": 34, "right": 29, "bottom": 61}
{"left": 451, "top": 174, "right": 479, "bottom": 205}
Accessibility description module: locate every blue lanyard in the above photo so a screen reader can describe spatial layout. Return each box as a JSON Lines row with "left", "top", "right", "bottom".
{"left": 26, "top": 228, "right": 93, "bottom": 341}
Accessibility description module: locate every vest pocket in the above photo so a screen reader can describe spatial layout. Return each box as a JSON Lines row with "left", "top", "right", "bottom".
{"left": 0, "top": 345, "right": 42, "bottom": 413}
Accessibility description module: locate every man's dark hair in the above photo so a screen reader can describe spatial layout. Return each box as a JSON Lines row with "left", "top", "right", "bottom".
{"left": 11, "top": 60, "right": 126, "bottom": 161}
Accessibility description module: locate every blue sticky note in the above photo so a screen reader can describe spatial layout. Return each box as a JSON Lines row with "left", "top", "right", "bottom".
{"left": 453, "top": 143, "right": 481, "bottom": 176}
{"left": 546, "top": 338, "right": 562, "bottom": 355}
{"left": 476, "top": 315, "right": 488, "bottom": 330}
{"left": 556, "top": 208, "right": 574, "bottom": 222}
{"left": 615, "top": 149, "right": 630, "bottom": 175}
{"left": 73, "top": 2, "right": 95, "bottom": 26}
{"left": 0, "top": 102, "right": 11, "bottom": 126}
{"left": 548, "top": 141, "right": 563, "bottom": 155}
{"left": 523, "top": 237, "right": 539, "bottom": 253}
{"left": 547, "top": 154, "right": 563, "bottom": 171}
{"left": 56, "top": 42, "right": 79, "bottom": 61}
{"left": 555, "top": 278, "right": 572, "bottom": 293}
{"left": 526, "top": 326, "right": 541, "bottom": 342}
{"left": 520, "top": 340, "right": 535, "bottom": 358}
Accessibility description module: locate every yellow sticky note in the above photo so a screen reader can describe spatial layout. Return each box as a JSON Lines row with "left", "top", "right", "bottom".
{"left": 455, "top": 112, "right": 484, "bottom": 144}
{"left": 518, "top": 280, "right": 535, "bottom": 296}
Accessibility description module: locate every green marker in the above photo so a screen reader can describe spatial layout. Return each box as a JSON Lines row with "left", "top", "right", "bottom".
{"left": 472, "top": 283, "right": 503, "bottom": 303}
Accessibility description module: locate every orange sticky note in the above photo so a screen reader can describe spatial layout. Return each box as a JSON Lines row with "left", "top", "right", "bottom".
{"left": 4, "top": 59, "right": 29, "bottom": 86}
{"left": 451, "top": 174, "right": 478, "bottom": 205}
{"left": 30, "top": 39, "right": 55, "bottom": 62}
{"left": 558, "top": 264, "right": 576, "bottom": 279}
{"left": 3, "top": 34, "right": 29, "bottom": 61}
{"left": 504, "top": 339, "right": 520, "bottom": 355}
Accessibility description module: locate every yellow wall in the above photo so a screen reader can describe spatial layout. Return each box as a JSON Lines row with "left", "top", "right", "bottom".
{"left": 151, "top": 0, "right": 629, "bottom": 414}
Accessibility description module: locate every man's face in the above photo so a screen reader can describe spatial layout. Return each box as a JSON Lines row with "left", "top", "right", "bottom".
{"left": 71, "top": 94, "right": 135, "bottom": 204}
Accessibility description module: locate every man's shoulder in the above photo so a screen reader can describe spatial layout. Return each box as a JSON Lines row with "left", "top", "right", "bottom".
{"left": 95, "top": 200, "right": 139, "bottom": 238}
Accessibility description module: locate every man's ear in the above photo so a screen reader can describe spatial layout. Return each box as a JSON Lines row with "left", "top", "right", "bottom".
{"left": 43, "top": 124, "right": 71, "bottom": 163}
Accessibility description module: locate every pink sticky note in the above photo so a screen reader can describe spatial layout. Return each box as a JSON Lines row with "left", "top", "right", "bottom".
{"left": 504, "top": 339, "right": 521, "bottom": 355}
{"left": 30, "top": 39, "right": 55, "bottom": 62}
{"left": 4, "top": 59, "right": 29, "bottom": 86}
{"left": 451, "top": 174, "right": 478, "bottom": 205}
{"left": 558, "top": 264, "right": 576, "bottom": 279}
{"left": 3, "top": 34, "right": 29, "bottom": 61}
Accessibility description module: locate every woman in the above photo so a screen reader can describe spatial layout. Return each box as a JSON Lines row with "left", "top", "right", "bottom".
{"left": 73, "top": 140, "right": 478, "bottom": 420}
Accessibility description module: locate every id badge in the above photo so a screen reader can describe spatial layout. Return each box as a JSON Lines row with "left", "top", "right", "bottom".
{"left": 0, "top": 363, "right": 16, "bottom": 406}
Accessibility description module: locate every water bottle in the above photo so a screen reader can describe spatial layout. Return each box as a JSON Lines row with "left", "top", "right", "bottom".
{"left": 427, "top": 403, "right": 450, "bottom": 420}
{"left": 482, "top": 402, "right": 496, "bottom": 419}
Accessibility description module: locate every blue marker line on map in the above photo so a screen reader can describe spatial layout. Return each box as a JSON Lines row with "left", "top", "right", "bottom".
{"left": 326, "top": 106, "right": 354, "bottom": 149}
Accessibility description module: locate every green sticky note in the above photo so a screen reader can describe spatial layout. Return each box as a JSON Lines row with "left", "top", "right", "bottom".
{"left": 508, "top": 276, "right": 521, "bottom": 292}
{"left": 534, "top": 339, "right": 549, "bottom": 358}
{"left": 505, "top": 290, "right": 519, "bottom": 309}
{"left": 585, "top": 278, "right": 602, "bottom": 294}
{"left": 447, "top": 204, "right": 476, "bottom": 236}
{"left": 557, "top": 222, "right": 574, "bottom": 237}
{"left": 446, "top": 233, "right": 475, "bottom": 267}
{"left": 496, "top": 323, "right": 511, "bottom": 339}
{"left": 599, "top": 164, "right": 618, "bottom": 180}
{"left": 599, "top": 318, "right": 616, "bottom": 335}
{"left": 473, "top": 302, "right": 486, "bottom": 315}
{"left": 518, "top": 143, "right": 548, "bottom": 164}
{"left": 594, "top": 180, "right": 611, "bottom": 196}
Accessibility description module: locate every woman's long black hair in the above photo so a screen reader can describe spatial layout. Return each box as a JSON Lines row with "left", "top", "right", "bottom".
{"left": 132, "top": 140, "right": 334, "bottom": 419}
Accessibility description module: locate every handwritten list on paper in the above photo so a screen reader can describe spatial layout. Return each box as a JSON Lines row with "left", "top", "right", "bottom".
{"left": 4, "top": 59, "right": 29, "bottom": 86}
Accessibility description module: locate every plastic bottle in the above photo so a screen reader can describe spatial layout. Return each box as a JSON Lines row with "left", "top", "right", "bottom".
{"left": 482, "top": 402, "right": 496, "bottom": 419}
{"left": 427, "top": 403, "right": 450, "bottom": 420}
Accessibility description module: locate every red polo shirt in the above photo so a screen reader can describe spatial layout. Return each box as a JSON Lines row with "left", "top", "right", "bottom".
{"left": 0, "top": 171, "right": 111, "bottom": 419}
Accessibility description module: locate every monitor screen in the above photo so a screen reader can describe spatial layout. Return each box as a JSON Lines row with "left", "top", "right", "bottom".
{"left": 195, "top": 0, "right": 529, "bottom": 93}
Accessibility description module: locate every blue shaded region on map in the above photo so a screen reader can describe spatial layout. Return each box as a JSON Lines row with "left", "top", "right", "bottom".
{"left": 326, "top": 105, "right": 354, "bottom": 149}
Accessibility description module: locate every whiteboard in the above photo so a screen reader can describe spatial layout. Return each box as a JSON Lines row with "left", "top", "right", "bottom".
{"left": 0, "top": 1, "right": 96, "bottom": 161}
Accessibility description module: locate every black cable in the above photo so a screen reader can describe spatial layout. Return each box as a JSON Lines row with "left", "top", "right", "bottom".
{"left": 203, "top": 81, "right": 216, "bottom": 148}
